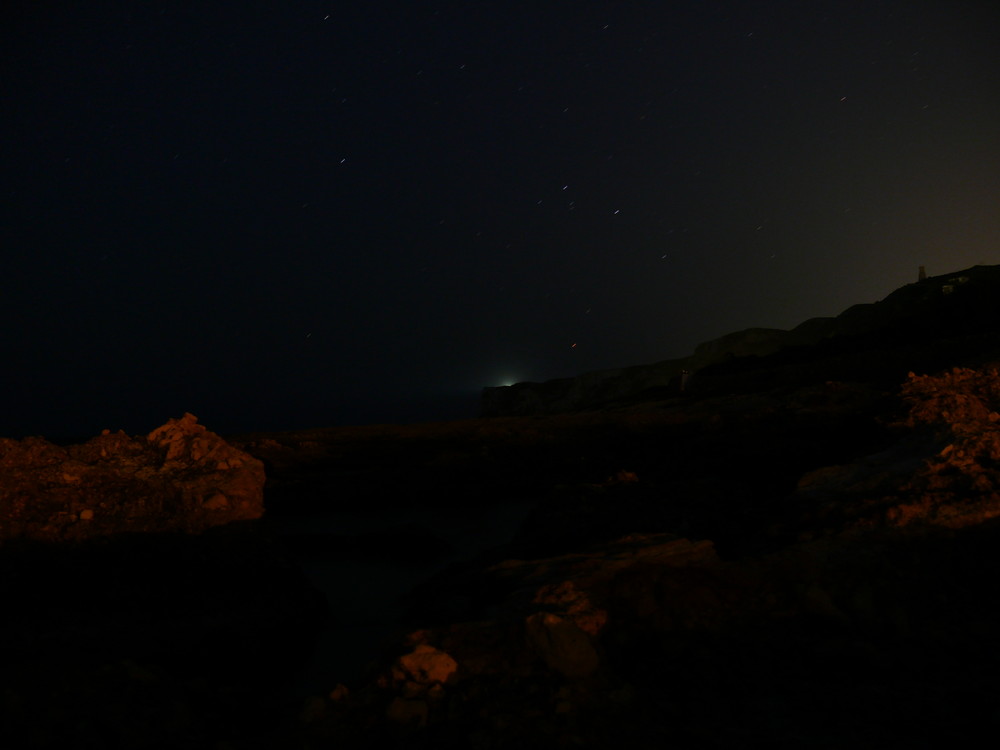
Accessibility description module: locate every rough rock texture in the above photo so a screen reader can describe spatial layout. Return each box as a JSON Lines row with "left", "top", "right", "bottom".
{"left": 790, "top": 366, "right": 1000, "bottom": 533}
{"left": 0, "top": 413, "right": 265, "bottom": 542}
{"left": 13, "top": 266, "right": 1000, "bottom": 747}
{"left": 295, "top": 362, "right": 1000, "bottom": 748}
{"left": 0, "top": 416, "right": 321, "bottom": 747}
{"left": 399, "top": 534, "right": 718, "bottom": 679}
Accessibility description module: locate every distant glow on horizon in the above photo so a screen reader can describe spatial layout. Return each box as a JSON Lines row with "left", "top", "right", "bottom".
{"left": 5, "top": 2, "right": 1000, "bottom": 436}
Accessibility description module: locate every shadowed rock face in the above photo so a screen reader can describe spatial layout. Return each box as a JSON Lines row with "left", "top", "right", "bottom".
{"left": 0, "top": 412, "right": 264, "bottom": 542}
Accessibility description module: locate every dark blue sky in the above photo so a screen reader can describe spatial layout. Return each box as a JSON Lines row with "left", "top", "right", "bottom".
{"left": 2, "top": 1, "right": 999, "bottom": 437}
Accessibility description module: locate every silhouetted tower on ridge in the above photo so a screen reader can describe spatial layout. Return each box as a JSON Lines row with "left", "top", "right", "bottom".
{"left": 918, "top": 265, "right": 927, "bottom": 281}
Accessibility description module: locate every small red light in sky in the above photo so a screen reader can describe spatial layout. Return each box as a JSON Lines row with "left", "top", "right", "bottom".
{"left": 571, "top": 343, "right": 577, "bottom": 348}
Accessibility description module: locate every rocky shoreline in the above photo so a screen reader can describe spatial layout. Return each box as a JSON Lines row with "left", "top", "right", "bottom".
{"left": 5, "top": 367, "right": 1000, "bottom": 748}
{"left": 272, "top": 368, "right": 1000, "bottom": 748}
{"left": 5, "top": 266, "right": 1000, "bottom": 747}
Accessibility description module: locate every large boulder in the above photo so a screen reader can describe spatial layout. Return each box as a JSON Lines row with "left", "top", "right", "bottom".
{"left": 0, "top": 413, "right": 265, "bottom": 542}
{"left": 0, "top": 416, "right": 323, "bottom": 747}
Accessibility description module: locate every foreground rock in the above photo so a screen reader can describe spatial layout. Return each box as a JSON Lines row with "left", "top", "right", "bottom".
{"left": 304, "top": 523, "right": 1000, "bottom": 747}
{"left": 0, "top": 412, "right": 264, "bottom": 542}
{"left": 297, "top": 367, "right": 1000, "bottom": 748}
{"left": 0, "top": 415, "right": 327, "bottom": 747}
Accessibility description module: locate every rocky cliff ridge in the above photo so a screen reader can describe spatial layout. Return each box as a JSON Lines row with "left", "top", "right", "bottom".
{"left": 482, "top": 264, "right": 1000, "bottom": 416}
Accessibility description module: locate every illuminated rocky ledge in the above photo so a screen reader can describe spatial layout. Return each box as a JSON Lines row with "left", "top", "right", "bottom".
{"left": 0, "top": 412, "right": 265, "bottom": 542}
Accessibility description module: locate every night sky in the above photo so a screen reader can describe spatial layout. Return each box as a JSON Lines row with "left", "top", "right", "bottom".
{"left": 3, "top": 1, "right": 999, "bottom": 438}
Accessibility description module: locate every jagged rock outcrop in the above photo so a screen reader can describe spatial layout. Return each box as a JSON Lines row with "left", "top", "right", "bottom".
{"left": 302, "top": 513, "right": 1000, "bottom": 747}
{"left": 790, "top": 366, "right": 1000, "bottom": 533}
{"left": 0, "top": 412, "right": 265, "bottom": 542}
{"left": 12, "top": 267, "right": 1000, "bottom": 747}
{"left": 0, "top": 415, "right": 323, "bottom": 748}
{"left": 299, "top": 361, "right": 1000, "bottom": 747}
{"left": 418, "top": 533, "right": 717, "bottom": 677}
{"left": 301, "top": 533, "right": 723, "bottom": 742}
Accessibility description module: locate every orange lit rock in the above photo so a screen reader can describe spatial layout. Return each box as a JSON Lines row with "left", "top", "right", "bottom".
{"left": 532, "top": 580, "right": 607, "bottom": 636}
{"left": 386, "top": 534, "right": 718, "bottom": 690}
{"left": 391, "top": 644, "right": 458, "bottom": 687}
{"left": 524, "top": 611, "right": 600, "bottom": 678}
{"left": 0, "top": 413, "right": 264, "bottom": 542}
{"left": 788, "top": 367, "right": 1000, "bottom": 533}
